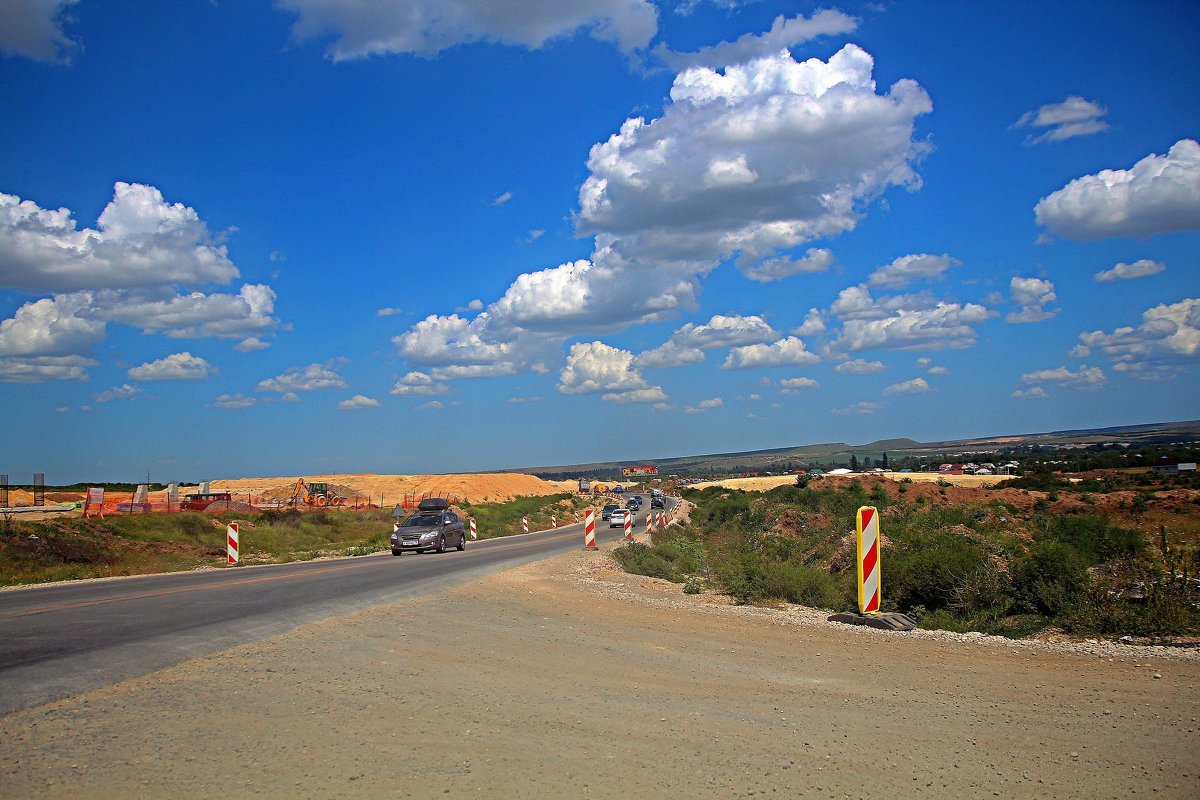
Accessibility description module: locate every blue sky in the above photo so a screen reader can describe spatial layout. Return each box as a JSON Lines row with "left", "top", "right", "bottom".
{"left": 1, "top": 0, "right": 1198, "bottom": 483}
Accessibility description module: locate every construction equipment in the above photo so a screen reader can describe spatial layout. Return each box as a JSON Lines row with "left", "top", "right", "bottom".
{"left": 578, "top": 478, "right": 591, "bottom": 494}
{"left": 592, "top": 483, "right": 607, "bottom": 495}
{"left": 289, "top": 479, "right": 346, "bottom": 508}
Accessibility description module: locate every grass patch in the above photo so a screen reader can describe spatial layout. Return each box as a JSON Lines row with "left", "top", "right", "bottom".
{"left": 620, "top": 481, "right": 1200, "bottom": 639}
{"left": 458, "top": 493, "right": 593, "bottom": 539}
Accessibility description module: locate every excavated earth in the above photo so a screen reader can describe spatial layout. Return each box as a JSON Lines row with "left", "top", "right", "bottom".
{"left": 1, "top": 535, "right": 1196, "bottom": 800}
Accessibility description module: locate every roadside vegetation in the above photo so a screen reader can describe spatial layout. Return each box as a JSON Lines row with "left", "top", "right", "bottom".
{"left": 614, "top": 475, "right": 1200, "bottom": 641}
{"left": 459, "top": 492, "right": 595, "bottom": 540}
{"left": 0, "top": 492, "right": 591, "bottom": 586}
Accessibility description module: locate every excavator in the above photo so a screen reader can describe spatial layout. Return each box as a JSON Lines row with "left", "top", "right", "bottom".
{"left": 289, "top": 478, "right": 346, "bottom": 508}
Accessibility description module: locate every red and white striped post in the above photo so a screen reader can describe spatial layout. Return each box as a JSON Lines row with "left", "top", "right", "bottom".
{"left": 624, "top": 512, "right": 633, "bottom": 540}
{"left": 522, "top": 516, "right": 529, "bottom": 534}
{"left": 583, "top": 509, "right": 597, "bottom": 550}
{"left": 226, "top": 522, "right": 239, "bottom": 565}
{"left": 551, "top": 514, "right": 557, "bottom": 529}
{"left": 645, "top": 514, "right": 652, "bottom": 534}
{"left": 856, "top": 506, "right": 881, "bottom": 614}
{"left": 469, "top": 517, "right": 477, "bottom": 540}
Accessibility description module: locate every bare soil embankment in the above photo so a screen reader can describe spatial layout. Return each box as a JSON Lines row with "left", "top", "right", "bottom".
{"left": 1, "top": 537, "right": 1196, "bottom": 799}
{"left": 209, "top": 472, "right": 574, "bottom": 504}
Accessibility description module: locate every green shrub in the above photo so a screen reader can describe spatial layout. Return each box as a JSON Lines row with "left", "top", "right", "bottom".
{"left": 1041, "top": 514, "right": 1145, "bottom": 565}
{"left": 1012, "top": 540, "right": 1090, "bottom": 616}
{"left": 885, "top": 532, "right": 990, "bottom": 612}
{"left": 612, "top": 542, "right": 681, "bottom": 582}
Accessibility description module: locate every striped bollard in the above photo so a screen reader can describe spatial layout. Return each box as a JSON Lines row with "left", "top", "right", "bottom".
{"left": 552, "top": 514, "right": 557, "bottom": 528}
{"left": 583, "top": 509, "right": 597, "bottom": 550}
{"left": 226, "top": 522, "right": 239, "bottom": 565}
{"left": 856, "top": 506, "right": 881, "bottom": 614}
{"left": 645, "top": 514, "right": 652, "bottom": 534}
{"left": 469, "top": 517, "right": 477, "bottom": 540}
{"left": 624, "top": 512, "right": 633, "bottom": 540}
{"left": 522, "top": 517, "right": 529, "bottom": 534}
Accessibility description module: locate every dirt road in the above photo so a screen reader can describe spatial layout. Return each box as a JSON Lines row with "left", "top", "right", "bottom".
{"left": 2, "top": 540, "right": 1196, "bottom": 799}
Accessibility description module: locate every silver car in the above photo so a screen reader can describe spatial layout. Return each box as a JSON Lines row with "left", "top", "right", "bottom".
{"left": 609, "top": 508, "right": 631, "bottom": 528}
{"left": 391, "top": 499, "right": 467, "bottom": 555}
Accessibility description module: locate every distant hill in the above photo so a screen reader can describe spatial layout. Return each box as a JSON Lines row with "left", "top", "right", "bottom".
{"left": 507, "top": 420, "right": 1200, "bottom": 479}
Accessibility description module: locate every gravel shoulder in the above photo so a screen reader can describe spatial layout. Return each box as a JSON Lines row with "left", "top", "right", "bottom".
{"left": 2, "top": 535, "right": 1197, "bottom": 799}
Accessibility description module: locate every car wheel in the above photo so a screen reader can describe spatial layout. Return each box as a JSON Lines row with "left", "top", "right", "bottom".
{"left": 456, "top": 532, "right": 466, "bottom": 551}
{"left": 391, "top": 549, "right": 402, "bottom": 556}
{"left": 436, "top": 534, "right": 446, "bottom": 553}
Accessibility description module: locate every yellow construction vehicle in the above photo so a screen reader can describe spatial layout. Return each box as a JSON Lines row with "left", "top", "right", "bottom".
{"left": 289, "top": 479, "right": 346, "bottom": 508}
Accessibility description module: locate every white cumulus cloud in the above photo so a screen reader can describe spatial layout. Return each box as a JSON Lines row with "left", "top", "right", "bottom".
{"left": 1012, "top": 96, "right": 1109, "bottom": 144}
{"left": 738, "top": 248, "right": 834, "bottom": 283}
{"left": 1076, "top": 298, "right": 1200, "bottom": 373}
{"left": 0, "top": 293, "right": 105, "bottom": 357}
{"left": 832, "top": 401, "right": 883, "bottom": 415}
{"left": 1035, "top": 139, "right": 1200, "bottom": 240}
{"left": 1007, "top": 277, "right": 1059, "bottom": 323}
{"left": 722, "top": 336, "right": 819, "bottom": 369}
{"left": 279, "top": 0, "right": 659, "bottom": 60}
{"left": 883, "top": 376, "right": 932, "bottom": 396}
{"left": 1019, "top": 365, "right": 1106, "bottom": 390}
{"left": 338, "top": 394, "right": 381, "bottom": 410}
{"left": 258, "top": 363, "right": 347, "bottom": 393}
{"left": 0, "top": 0, "right": 79, "bottom": 62}
{"left": 389, "top": 371, "right": 450, "bottom": 396}
{"left": 392, "top": 41, "right": 930, "bottom": 383}
{"left": 835, "top": 358, "right": 885, "bottom": 374}
{"left": 603, "top": 387, "right": 668, "bottom": 404}
{"left": 92, "top": 384, "right": 142, "bottom": 403}
{"left": 558, "top": 341, "right": 648, "bottom": 394}
{"left": 0, "top": 354, "right": 93, "bottom": 383}
{"left": 578, "top": 44, "right": 931, "bottom": 272}
{"left": 656, "top": 9, "right": 857, "bottom": 71}
{"left": 868, "top": 253, "right": 959, "bottom": 289}
{"left": 234, "top": 336, "right": 271, "bottom": 352}
{"left": 1094, "top": 259, "right": 1166, "bottom": 282}
{"left": 684, "top": 396, "right": 723, "bottom": 413}
{"left": 830, "top": 303, "right": 992, "bottom": 353}
{"left": 209, "top": 393, "right": 256, "bottom": 409}
{"left": 128, "top": 352, "right": 216, "bottom": 381}
{"left": 0, "top": 183, "right": 239, "bottom": 293}
{"left": 780, "top": 377, "right": 819, "bottom": 393}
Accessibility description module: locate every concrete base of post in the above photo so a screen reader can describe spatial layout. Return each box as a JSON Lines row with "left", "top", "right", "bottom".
{"left": 827, "top": 611, "right": 918, "bottom": 631}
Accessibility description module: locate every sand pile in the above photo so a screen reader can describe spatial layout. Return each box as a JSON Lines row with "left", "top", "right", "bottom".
{"left": 207, "top": 473, "right": 573, "bottom": 504}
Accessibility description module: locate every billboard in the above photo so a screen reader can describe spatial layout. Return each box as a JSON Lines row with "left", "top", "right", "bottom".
{"left": 622, "top": 465, "right": 658, "bottom": 477}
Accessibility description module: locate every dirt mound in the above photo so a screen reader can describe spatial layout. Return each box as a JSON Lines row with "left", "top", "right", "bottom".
{"left": 206, "top": 473, "right": 573, "bottom": 505}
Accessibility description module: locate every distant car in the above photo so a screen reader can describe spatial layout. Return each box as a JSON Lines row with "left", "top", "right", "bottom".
{"left": 609, "top": 509, "right": 631, "bottom": 528}
{"left": 625, "top": 497, "right": 640, "bottom": 510}
{"left": 651, "top": 495, "right": 665, "bottom": 509}
{"left": 391, "top": 498, "right": 467, "bottom": 555}
{"left": 602, "top": 503, "right": 620, "bottom": 520}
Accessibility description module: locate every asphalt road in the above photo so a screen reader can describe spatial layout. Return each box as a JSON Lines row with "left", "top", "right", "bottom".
{"left": 0, "top": 499, "right": 668, "bottom": 714}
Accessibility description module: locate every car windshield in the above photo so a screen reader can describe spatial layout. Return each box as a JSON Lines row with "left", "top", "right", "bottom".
{"left": 401, "top": 513, "right": 441, "bottom": 527}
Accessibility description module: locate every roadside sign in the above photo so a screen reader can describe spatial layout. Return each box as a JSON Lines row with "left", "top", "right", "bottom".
{"left": 584, "top": 509, "right": 596, "bottom": 550}
{"left": 227, "top": 523, "right": 239, "bottom": 566}
{"left": 856, "top": 506, "right": 880, "bottom": 614}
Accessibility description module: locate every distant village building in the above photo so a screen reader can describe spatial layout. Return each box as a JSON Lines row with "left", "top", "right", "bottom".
{"left": 1151, "top": 462, "right": 1198, "bottom": 475}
